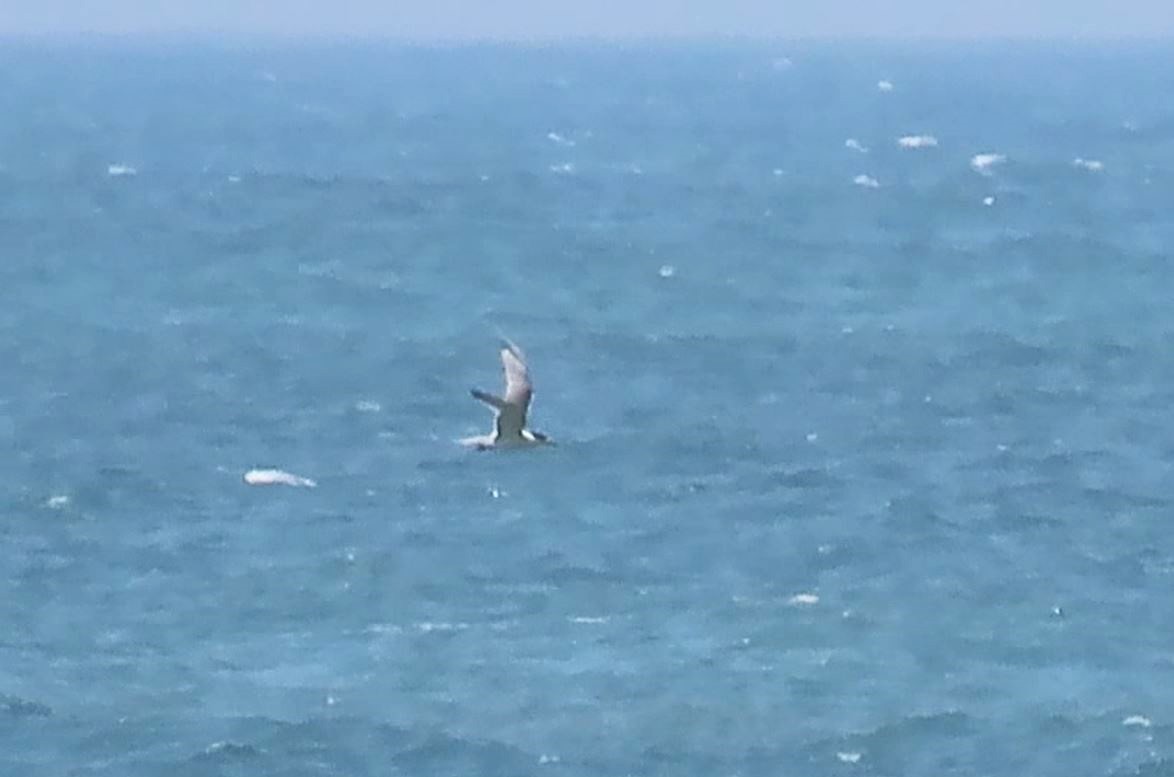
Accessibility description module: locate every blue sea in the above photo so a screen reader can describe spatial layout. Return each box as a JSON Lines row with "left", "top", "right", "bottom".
{"left": 3, "top": 39, "right": 1174, "bottom": 776}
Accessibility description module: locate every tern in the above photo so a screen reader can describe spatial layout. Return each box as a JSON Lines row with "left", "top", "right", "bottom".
{"left": 460, "top": 341, "right": 553, "bottom": 450}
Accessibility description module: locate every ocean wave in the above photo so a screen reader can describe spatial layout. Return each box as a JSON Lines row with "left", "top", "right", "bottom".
{"left": 1073, "top": 157, "right": 1104, "bottom": 171}
{"left": 853, "top": 174, "right": 880, "bottom": 189}
{"left": 845, "top": 138, "right": 869, "bottom": 153}
{"left": 242, "top": 468, "right": 317, "bottom": 488}
{"left": 1, "top": 694, "right": 52, "bottom": 718}
{"left": 107, "top": 163, "right": 137, "bottom": 177}
{"left": 898, "top": 135, "right": 938, "bottom": 149}
{"left": 970, "top": 153, "right": 1006, "bottom": 174}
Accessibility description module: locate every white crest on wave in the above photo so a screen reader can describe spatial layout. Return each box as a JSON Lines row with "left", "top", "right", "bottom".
{"left": 970, "top": 153, "right": 1006, "bottom": 174}
{"left": 898, "top": 135, "right": 938, "bottom": 149}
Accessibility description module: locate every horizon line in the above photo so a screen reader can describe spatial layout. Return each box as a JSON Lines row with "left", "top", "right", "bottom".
{"left": 2, "top": 29, "right": 1174, "bottom": 46}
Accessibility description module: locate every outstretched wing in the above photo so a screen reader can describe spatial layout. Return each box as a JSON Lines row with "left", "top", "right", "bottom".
{"left": 471, "top": 388, "right": 506, "bottom": 411}
{"left": 500, "top": 341, "right": 532, "bottom": 411}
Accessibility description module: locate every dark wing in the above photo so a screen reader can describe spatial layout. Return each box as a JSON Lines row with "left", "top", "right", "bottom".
{"left": 471, "top": 388, "right": 506, "bottom": 410}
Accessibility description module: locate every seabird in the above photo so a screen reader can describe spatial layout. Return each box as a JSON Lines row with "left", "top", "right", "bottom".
{"left": 460, "top": 341, "right": 553, "bottom": 450}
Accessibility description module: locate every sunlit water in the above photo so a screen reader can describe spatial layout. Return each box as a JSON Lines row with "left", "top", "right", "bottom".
{"left": 3, "top": 41, "right": 1174, "bottom": 776}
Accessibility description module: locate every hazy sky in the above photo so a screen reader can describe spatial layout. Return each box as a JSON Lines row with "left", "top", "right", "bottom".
{"left": 4, "top": 0, "right": 1173, "bottom": 40}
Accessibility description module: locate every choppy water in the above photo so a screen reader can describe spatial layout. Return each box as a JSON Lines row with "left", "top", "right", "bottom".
{"left": 3, "top": 40, "right": 1174, "bottom": 776}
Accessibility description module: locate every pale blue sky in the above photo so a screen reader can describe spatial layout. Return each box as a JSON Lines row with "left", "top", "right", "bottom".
{"left": 3, "top": 0, "right": 1172, "bottom": 39}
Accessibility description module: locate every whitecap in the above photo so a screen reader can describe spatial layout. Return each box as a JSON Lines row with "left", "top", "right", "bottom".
{"left": 837, "top": 752, "right": 862, "bottom": 764}
{"left": 844, "top": 138, "right": 869, "bottom": 153}
{"left": 658, "top": 264, "right": 676, "bottom": 278}
{"left": 897, "top": 135, "right": 938, "bottom": 149}
{"left": 853, "top": 174, "right": 879, "bottom": 189}
{"left": 546, "top": 131, "right": 575, "bottom": 147}
{"left": 970, "top": 153, "right": 1006, "bottom": 174}
{"left": 242, "top": 468, "right": 317, "bottom": 488}
{"left": 107, "top": 164, "right": 137, "bottom": 177}
{"left": 416, "top": 621, "right": 469, "bottom": 633}
{"left": 1073, "top": 157, "right": 1104, "bottom": 171}
{"left": 549, "top": 162, "right": 575, "bottom": 174}
{"left": 1123, "top": 715, "right": 1152, "bottom": 728}
{"left": 983, "top": 196, "right": 996, "bottom": 206}
{"left": 569, "top": 616, "right": 609, "bottom": 624}
{"left": 788, "top": 593, "right": 819, "bottom": 606}
{"left": 877, "top": 80, "right": 894, "bottom": 92}
{"left": 354, "top": 400, "right": 381, "bottom": 413}
{"left": 45, "top": 495, "right": 70, "bottom": 509}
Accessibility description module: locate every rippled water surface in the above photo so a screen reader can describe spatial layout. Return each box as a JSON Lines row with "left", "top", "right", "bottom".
{"left": 3, "top": 41, "right": 1174, "bottom": 776}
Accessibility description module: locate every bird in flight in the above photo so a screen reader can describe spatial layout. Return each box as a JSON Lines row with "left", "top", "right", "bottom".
{"left": 460, "top": 340, "right": 553, "bottom": 450}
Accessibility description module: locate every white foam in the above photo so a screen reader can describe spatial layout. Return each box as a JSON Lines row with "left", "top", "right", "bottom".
{"left": 546, "top": 131, "right": 575, "bottom": 147}
{"left": 898, "top": 135, "right": 938, "bottom": 149}
{"left": 354, "top": 400, "right": 381, "bottom": 413}
{"left": 569, "top": 616, "right": 609, "bottom": 624}
{"left": 970, "top": 153, "right": 1006, "bottom": 174}
{"left": 772, "top": 168, "right": 784, "bottom": 177}
{"left": 107, "top": 164, "right": 137, "bottom": 177}
{"left": 45, "top": 495, "right": 70, "bottom": 509}
{"left": 844, "top": 138, "right": 869, "bottom": 153}
{"left": 853, "top": 174, "right": 879, "bottom": 189}
{"left": 226, "top": 175, "right": 241, "bottom": 184}
{"left": 416, "top": 621, "right": 469, "bottom": 633}
{"left": 1123, "top": 715, "right": 1152, "bottom": 728}
{"left": 788, "top": 593, "right": 820, "bottom": 606}
{"left": 538, "top": 754, "right": 562, "bottom": 765}
{"left": 549, "top": 162, "right": 575, "bottom": 174}
{"left": 837, "top": 752, "right": 862, "bottom": 764}
{"left": 658, "top": 264, "right": 676, "bottom": 278}
{"left": 242, "top": 468, "right": 317, "bottom": 488}
{"left": 1073, "top": 157, "right": 1104, "bottom": 171}
{"left": 983, "top": 196, "right": 996, "bottom": 206}
{"left": 877, "top": 80, "right": 894, "bottom": 92}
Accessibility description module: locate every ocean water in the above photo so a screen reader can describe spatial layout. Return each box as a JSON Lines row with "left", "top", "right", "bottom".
{"left": 2, "top": 39, "right": 1174, "bottom": 776}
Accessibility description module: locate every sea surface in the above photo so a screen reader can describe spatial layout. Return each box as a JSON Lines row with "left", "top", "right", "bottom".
{"left": 2, "top": 39, "right": 1174, "bottom": 776}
